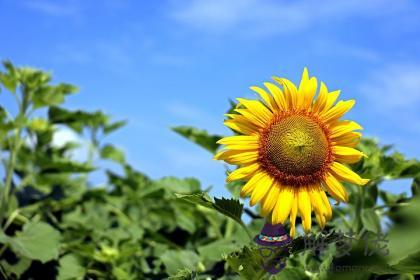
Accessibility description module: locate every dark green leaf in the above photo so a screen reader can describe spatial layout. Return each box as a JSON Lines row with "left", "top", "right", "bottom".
{"left": 175, "top": 193, "right": 244, "bottom": 225}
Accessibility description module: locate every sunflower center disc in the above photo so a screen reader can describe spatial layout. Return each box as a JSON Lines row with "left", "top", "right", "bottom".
{"left": 265, "top": 115, "right": 329, "bottom": 176}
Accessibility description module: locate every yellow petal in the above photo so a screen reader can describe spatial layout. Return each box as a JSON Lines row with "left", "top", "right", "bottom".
{"left": 235, "top": 108, "right": 266, "bottom": 127}
{"left": 227, "top": 163, "right": 260, "bottom": 182}
{"left": 218, "top": 135, "right": 260, "bottom": 150}
{"left": 264, "top": 82, "right": 287, "bottom": 111}
{"left": 260, "top": 183, "right": 280, "bottom": 217}
{"left": 214, "top": 150, "right": 258, "bottom": 164}
{"left": 250, "top": 86, "right": 278, "bottom": 111}
{"left": 320, "top": 100, "right": 355, "bottom": 123}
{"left": 224, "top": 117, "right": 259, "bottom": 135}
{"left": 299, "top": 68, "right": 318, "bottom": 110}
{"left": 236, "top": 98, "right": 272, "bottom": 123}
{"left": 250, "top": 175, "right": 274, "bottom": 206}
{"left": 272, "top": 77, "right": 299, "bottom": 110}
{"left": 240, "top": 171, "right": 270, "bottom": 197}
{"left": 298, "top": 189, "right": 312, "bottom": 233}
{"left": 319, "top": 189, "right": 332, "bottom": 220}
{"left": 217, "top": 135, "right": 258, "bottom": 145}
{"left": 272, "top": 185, "right": 294, "bottom": 224}
{"left": 320, "top": 90, "right": 340, "bottom": 114}
{"left": 332, "top": 131, "right": 361, "bottom": 148}
{"left": 289, "top": 199, "right": 298, "bottom": 238}
{"left": 308, "top": 186, "right": 327, "bottom": 228}
{"left": 333, "top": 146, "right": 365, "bottom": 164}
{"left": 330, "top": 121, "right": 363, "bottom": 138}
{"left": 322, "top": 172, "right": 348, "bottom": 202}
{"left": 312, "top": 82, "right": 328, "bottom": 113}
{"left": 330, "top": 162, "right": 369, "bottom": 186}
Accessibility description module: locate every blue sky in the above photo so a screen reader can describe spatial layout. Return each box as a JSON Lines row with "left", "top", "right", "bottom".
{"left": 1, "top": 0, "right": 420, "bottom": 196}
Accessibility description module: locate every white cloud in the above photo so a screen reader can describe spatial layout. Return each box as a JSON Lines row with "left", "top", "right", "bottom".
{"left": 360, "top": 63, "right": 420, "bottom": 110}
{"left": 170, "top": 0, "right": 418, "bottom": 36}
{"left": 52, "top": 127, "right": 89, "bottom": 161}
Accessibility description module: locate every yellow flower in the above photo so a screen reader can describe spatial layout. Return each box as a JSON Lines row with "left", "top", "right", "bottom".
{"left": 215, "top": 68, "right": 368, "bottom": 237}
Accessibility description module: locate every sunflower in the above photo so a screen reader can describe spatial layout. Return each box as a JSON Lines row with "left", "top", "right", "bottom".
{"left": 214, "top": 68, "right": 369, "bottom": 237}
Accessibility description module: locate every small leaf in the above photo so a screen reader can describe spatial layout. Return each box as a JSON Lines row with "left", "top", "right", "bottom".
{"left": 104, "top": 120, "right": 127, "bottom": 135}
{"left": 8, "top": 221, "right": 60, "bottom": 263}
{"left": 57, "top": 254, "right": 85, "bottom": 280}
{"left": 168, "top": 268, "right": 197, "bottom": 280}
{"left": 175, "top": 193, "right": 244, "bottom": 225}
{"left": 0, "top": 258, "right": 31, "bottom": 279}
{"left": 361, "top": 209, "right": 381, "bottom": 233}
{"left": 225, "top": 246, "right": 265, "bottom": 279}
{"left": 214, "top": 197, "right": 244, "bottom": 225}
{"left": 160, "top": 250, "right": 200, "bottom": 275}
{"left": 100, "top": 144, "right": 125, "bottom": 164}
{"left": 40, "top": 160, "right": 95, "bottom": 173}
{"left": 198, "top": 238, "right": 238, "bottom": 262}
{"left": 172, "top": 126, "right": 222, "bottom": 153}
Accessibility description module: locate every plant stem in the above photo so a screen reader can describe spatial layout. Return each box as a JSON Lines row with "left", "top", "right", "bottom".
{"left": 0, "top": 126, "right": 23, "bottom": 225}
{"left": 354, "top": 186, "right": 365, "bottom": 232}
{"left": 239, "top": 221, "right": 253, "bottom": 243}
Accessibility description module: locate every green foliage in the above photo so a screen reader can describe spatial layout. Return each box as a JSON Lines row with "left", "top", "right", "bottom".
{"left": 2, "top": 221, "right": 60, "bottom": 263}
{"left": 172, "top": 126, "right": 222, "bottom": 153}
{"left": 1, "top": 60, "right": 420, "bottom": 279}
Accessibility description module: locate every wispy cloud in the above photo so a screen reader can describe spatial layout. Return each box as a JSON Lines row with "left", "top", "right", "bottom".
{"left": 21, "top": 0, "right": 82, "bottom": 17}
{"left": 170, "top": 0, "right": 418, "bottom": 36}
{"left": 360, "top": 63, "right": 420, "bottom": 111}
{"left": 359, "top": 61, "right": 420, "bottom": 148}
{"left": 166, "top": 101, "right": 204, "bottom": 120}
{"left": 165, "top": 101, "right": 226, "bottom": 134}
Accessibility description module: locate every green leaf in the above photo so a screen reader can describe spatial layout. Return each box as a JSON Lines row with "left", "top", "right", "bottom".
{"left": 104, "top": 120, "right": 127, "bottom": 135}
{"left": 48, "top": 107, "right": 109, "bottom": 132}
{"left": 175, "top": 193, "right": 244, "bottom": 225}
{"left": 214, "top": 197, "right": 244, "bottom": 225}
{"left": 57, "top": 254, "right": 85, "bottom": 280}
{"left": 39, "top": 159, "right": 95, "bottom": 173}
{"left": 0, "top": 258, "right": 31, "bottom": 279}
{"left": 7, "top": 221, "right": 60, "bottom": 263}
{"left": 157, "top": 177, "right": 201, "bottom": 194}
{"left": 32, "top": 86, "right": 65, "bottom": 108}
{"left": 172, "top": 126, "right": 221, "bottom": 153}
{"left": 411, "top": 176, "right": 420, "bottom": 197}
{"left": 168, "top": 268, "right": 197, "bottom": 280}
{"left": 225, "top": 246, "right": 265, "bottom": 279}
{"left": 100, "top": 144, "right": 125, "bottom": 164}
{"left": 0, "top": 60, "right": 18, "bottom": 93}
{"left": 272, "top": 267, "right": 309, "bottom": 280}
{"left": 386, "top": 196, "right": 420, "bottom": 268}
{"left": 160, "top": 250, "right": 201, "bottom": 275}
{"left": 198, "top": 238, "right": 239, "bottom": 262}
{"left": 390, "top": 250, "right": 420, "bottom": 273}
{"left": 361, "top": 209, "right": 381, "bottom": 233}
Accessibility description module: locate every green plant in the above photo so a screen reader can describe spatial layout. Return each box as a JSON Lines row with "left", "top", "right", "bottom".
{"left": 1, "top": 61, "right": 419, "bottom": 279}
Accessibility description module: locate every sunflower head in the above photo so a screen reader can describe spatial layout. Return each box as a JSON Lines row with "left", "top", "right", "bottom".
{"left": 215, "top": 68, "right": 368, "bottom": 237}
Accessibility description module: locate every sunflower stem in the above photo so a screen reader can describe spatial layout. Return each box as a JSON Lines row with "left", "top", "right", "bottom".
{"left": 239, "top": 221, "right": 253, "bottom": 243}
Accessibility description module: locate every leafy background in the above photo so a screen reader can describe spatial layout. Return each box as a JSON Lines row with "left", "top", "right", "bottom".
{"left": 1, "top": 0, "right": 420, "bottom": 200}
{"left": 1, "top": 62, "right": 420, "bottom": 279}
